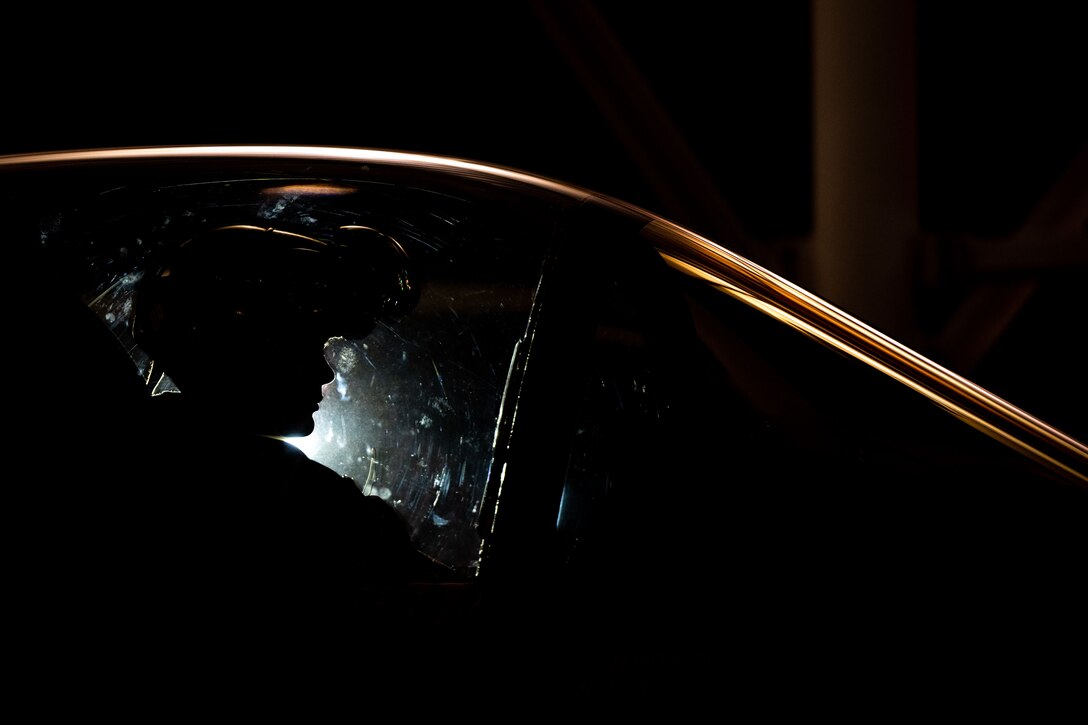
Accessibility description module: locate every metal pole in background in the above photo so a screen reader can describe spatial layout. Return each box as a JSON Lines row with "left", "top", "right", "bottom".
{"left": 809, "top": 0, "right": 920, "bottom": 344}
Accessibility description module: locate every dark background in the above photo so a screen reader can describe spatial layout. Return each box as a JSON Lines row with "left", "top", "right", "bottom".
{"left": 6, "top": 3, "right": 1081, "bottom": 236}
{"left": 5, "top": 1, "right": 1085, "bottom": 437}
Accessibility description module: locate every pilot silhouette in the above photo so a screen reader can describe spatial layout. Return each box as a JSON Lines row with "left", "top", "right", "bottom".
{"left": 129, "top": 224, "right": 455, "bottom": 639}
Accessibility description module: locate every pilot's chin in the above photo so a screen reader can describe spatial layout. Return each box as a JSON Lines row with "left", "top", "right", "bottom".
{"left": 274, "top": 417, "right": 317, "bottom": 440}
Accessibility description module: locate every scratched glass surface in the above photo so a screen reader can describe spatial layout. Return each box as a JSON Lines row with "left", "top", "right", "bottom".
{"left": 40, "top": 175, "right": 551, "bottom": 571}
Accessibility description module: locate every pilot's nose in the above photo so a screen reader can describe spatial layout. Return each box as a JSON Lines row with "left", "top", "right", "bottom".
{"left": 313, "top": 350, "right": 336, "bottom": 387}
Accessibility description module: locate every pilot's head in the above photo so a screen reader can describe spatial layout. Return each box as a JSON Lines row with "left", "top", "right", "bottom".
{"left": 133, "top": 224, "right": 418, "bottom": 438}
